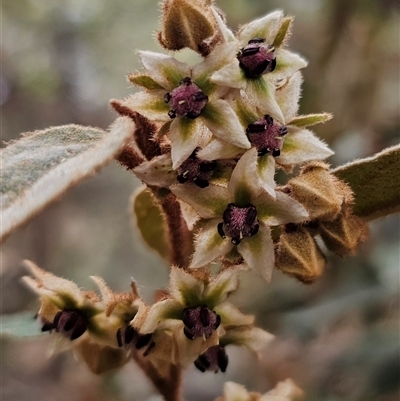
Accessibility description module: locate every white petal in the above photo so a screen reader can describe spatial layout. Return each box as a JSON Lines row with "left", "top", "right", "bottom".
{"left": 237, "top": 222, "right": 275, "bottom": 282}
{"left": 178, "top": 199, "right": 201, "bottom": 231}
{"left": 140, "top": 299, "right": 183, "bottom": 333}
{"left": 193, "top": 42, "right": 238, "bottom": 93}
{"left": 203, "top": 265, "right": 244, "bottom": 307}
{"left": 228, "top": 148, "right": 263, "bottom": 204}
{"left": 191, "top": 218, "right": 234, "bottom": 268}
{"left": 90, "top": 276, "right": 113, "bottom": 303}
{"left": 169, "top": 266, "right": 205, "bottom": 307}
{"left": 276, "top": 71, "right": 303, "bottom": 124}
{"left": 264, "top": 378, "right": 304, "bottom": 399}
{"left": 170, "top": 184, "right": 230, "bottom": 219}
{"left": 223, "top": 382, "right": 251, "bottom": 401}
{"left": 257, "top": 190, "right": 309, "bottom": 224}
{"left": 133, "top": 154, "right": 176, "bottom": 187}
{"left": 122, "top": 92, "right": 170, "bottom": 121}
{"left": 202, "top": 99, "right": 251, "bottom": 149}
{"left": 272, "top": 49, "right": 308, "bottom": 83}
{"left": 257, "top": 155, "right": 276, "bottom": 198}
{"left": 138, "top": 51, "right": 190, "bottom": 90}
{"left": 214, "top": 302, "right": 254, "bottom": 326}
{"left": 245, "top": 79, "right": 284, "bottom": 123}
{"left": 211, "top": 60, "right": 247, "bottom": 90}
{"left": 197, "top": 138, "right": 243, "bottom": 161}
{"left": 170, "top": 118, "right": 203, "bottom": 169}
{"left": 222, "top": 326, "right": 275, "bottom": 355}
{"left": 238, "top": 11, "right": 284, "bottom": 46}
{"left": 277, "top": 128, "right": 334, "bottom": 166}
{"left": 210, "top": 7, "right": 236, "bottom": 43}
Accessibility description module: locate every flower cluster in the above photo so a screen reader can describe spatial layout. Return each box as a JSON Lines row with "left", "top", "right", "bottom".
{"left": 112, "top": 0, "right": 366, "bottom": 284}
{"left": 23, "top": 262, "right": 273, "bottom": 376}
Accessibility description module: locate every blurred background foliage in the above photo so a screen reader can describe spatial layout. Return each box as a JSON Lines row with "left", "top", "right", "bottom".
{"left": 1, "top": 0, "right": 399, "bottom": 400}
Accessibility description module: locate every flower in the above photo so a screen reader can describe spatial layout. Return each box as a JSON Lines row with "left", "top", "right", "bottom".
{"left": 137, "top": 265, "right": 258, "bottom": 367}
{"left": 198, "top": 72, "right": 334, "bottom": 187}
{"left": 210, "top": 10, "right": 307, "bottom": 122}
{"left": 113, "top": 44, "right": 251, "bottom": 169}
{"left": 22, "top": 261, "right": 146, "bottom": 350}
{"left": 170, "top": 148, "right": 309, "bottom": 281}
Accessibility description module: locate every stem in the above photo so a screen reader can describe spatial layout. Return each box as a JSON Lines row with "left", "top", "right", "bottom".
{"left": 133, "top": 352, "right": 183, "bottom": 401}
{"left": 158, "top": 191, "right": 192, "bottom": 269}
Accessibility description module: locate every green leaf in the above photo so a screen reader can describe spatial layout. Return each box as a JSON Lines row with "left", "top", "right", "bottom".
{"left": 1, "top": 312, "right": 43, "bottom": 338}
{"left": 272, "top": 17, "right": 293, "bottom": 48}
{"left": 333, "top": 144, "right": 400, "bottom": 220}
{"left": 132, "top": 186, "right": 170, "bottom": 261}
{"left": 0, "top": 118, "right": 134, "bottom": 243}
{"left": 128, "top": 73, "right": 164, "bottom": 90}
{"left": 289, "top": 113, "right": 333, "bottom": 128}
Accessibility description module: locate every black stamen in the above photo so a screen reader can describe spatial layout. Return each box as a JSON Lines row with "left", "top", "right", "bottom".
{"left": 248, "top": 38, "right": 265, "bottom": 44}
{"left": 241, "top": 47, "right": 260, "bottom": 57}
{"left": 200, "top": 306, "right": 210, "bottom": 326}
{"left": 116, "top": 328, "right": 123, "bottom": 347}
{"left": 168, "top": 110, "right": 176, "bottom": 119}
{"left": 217, "top": 223, "right": 225, "bottom": 238}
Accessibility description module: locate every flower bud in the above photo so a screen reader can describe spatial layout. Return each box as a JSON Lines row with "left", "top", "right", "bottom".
{"left": 318, "top": 207, "right": 369, "bottom": 257}
{"left": 275, "top": 225, "right": 326, "bottom": 284}
{"left": 284, "top": 161, "right": 348, "bottom": 222}
{"left": 158, "top": 0, "right": 220, "bottom": 56}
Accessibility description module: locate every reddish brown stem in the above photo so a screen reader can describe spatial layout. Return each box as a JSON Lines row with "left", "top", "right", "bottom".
{"left": 158, "top": 192, "right": 192, "bottom": 269}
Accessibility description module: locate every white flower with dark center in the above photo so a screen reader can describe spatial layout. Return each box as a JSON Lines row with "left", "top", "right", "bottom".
{"left": 115, "top": 44, "right": 250, "bottom": 169}
{"left": 210, "top": 10, "right": 307, "bottom": 122}
{"left": 171, "top": 148, "right": 309, "bottom": 281}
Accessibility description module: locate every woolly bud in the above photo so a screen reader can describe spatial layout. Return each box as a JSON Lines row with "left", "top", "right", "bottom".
{"left": 284, "top": 161, "right": 348, "bottom": 222}
{"left": 318, "top": 207, "right": 369, "bottom": 257}
{"left": 158, "top": 0, "right": 220, "bottom": 56}
{"left": 275, "top": 225, "right": 326, "bottom": 284}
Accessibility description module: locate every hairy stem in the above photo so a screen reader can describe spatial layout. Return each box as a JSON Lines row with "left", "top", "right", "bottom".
{"left": 157, "top": 191, "right": 192, "bottom": 269}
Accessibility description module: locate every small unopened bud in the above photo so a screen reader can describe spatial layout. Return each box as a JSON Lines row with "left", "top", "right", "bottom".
{"left": 284, "top": 161, "right": 346, "bottom": 222}
{"left": 194, "top": 345, "right": 228, "bottom": 373}
{"left": 158, "top": 0, "right": 219, "bottom": 56}
{"left": 319, "top": 207, "right": 369, "bottom": 257}
{"left": 275, "top": 226, "right": 326, "bottom": 284}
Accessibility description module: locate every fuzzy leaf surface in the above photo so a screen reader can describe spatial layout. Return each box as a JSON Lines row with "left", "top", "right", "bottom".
{"left": 132, "top": 186, "right": 170, "bottom": 261}
{"left": 333, "top": 144, "right": 400, "bottom": 220}
{"left": 1, "top": 121, "right": 133, "bottom": 243}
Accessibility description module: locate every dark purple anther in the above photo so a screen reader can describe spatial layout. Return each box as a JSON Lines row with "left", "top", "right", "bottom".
{"left": 165, "top": 77, "right": 208, "bottom": 119}
{"left": 52, "top": 310, "right": 88, "bottom": 341}
{"left": 238, "top": 38, "right": 276, "bottom": 78}
{"left": 194, "top": 345, "right": 229, "bottom": 373}
{"left": 116, "top": 325, "right": 152, "bottom": 350}
{"left": 182, "top": 305, "right": 221, "bottom": 340}
{"left": 177, "top": 148, "right": 216, "bottom": 188}
{"left": 246, "top": 114, "right": 287, "bottom": 157}
{"left": 218, "top": 203, "right": 259, "bottom": 245}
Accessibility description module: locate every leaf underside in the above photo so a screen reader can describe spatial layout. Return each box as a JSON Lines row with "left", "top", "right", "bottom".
{"left": 333, "top": 144, "right": 400, "bottom": 221}
{"left": 132, "top": 186, "right": 170, "bottom": 261}
{"left": 1, "top": 119, "right": 134, "bottom": 243}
